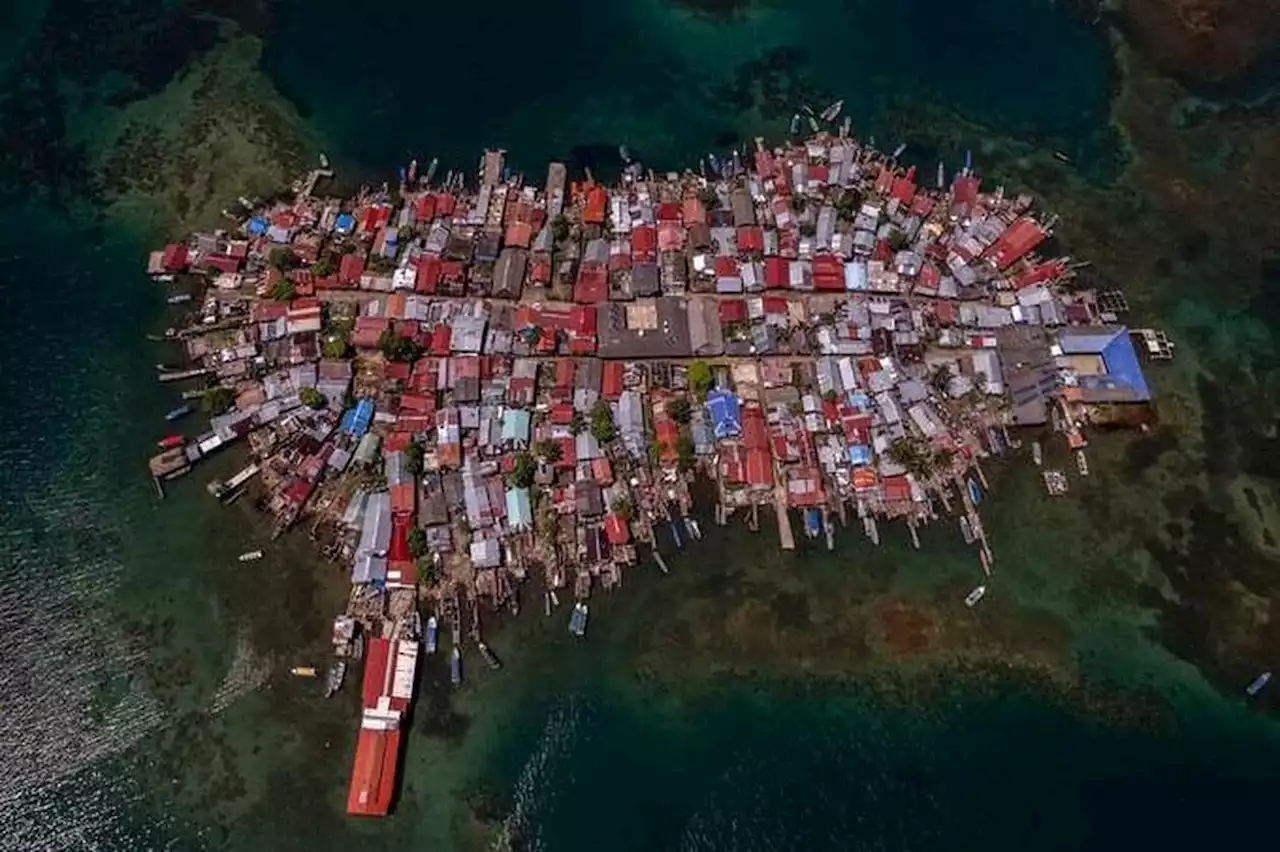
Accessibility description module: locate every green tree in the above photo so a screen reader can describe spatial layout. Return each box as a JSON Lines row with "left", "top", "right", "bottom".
{"left": 536, "top": 439, "right": 562, "bottom": 463}
{"left": 268, "top": 246, "right": 299, "bottom": 271}
{"left": 407, "top": 527, "right": 428, "bottom": 558}
{"left": 404, "top": 440, "right": 424, "bottom": 475}
{"left": 888, "top": 230, "right": 912, "bottom": 252}
{"left": 610, "top": 497, "right": 636, "bottom": 521}
{"left": 271, "top": 278, "right": 296, "bottom": 302}
{"left": 569, "top": 411, "right": 587, "bottom": 436}
{"left": 313, "top": 255, "right": 337, "bottom": 277}
{"left": 676, "top": 431, "right": 696, "bottom": 471}
{"left": 687, "top": 360, "right": 713, "bottom": 399}
{"left": 667, "top": 397, "right": 692, "bottom": 425}
{"left": 299, "top": 387, "right": 326, "bottom": 409}
{"left": 698, "top": 187, "right": 719, "bottom": 210}
{"left": 201, "top": 386, "right": 235, "bottom": 415}
{"left": 510, "top": 452, "right": 537, "bottom": 489}
{"left": 590, "top": 400, "right": 617, "bottom": 444}
{"left": 416, "top": 554, "right": 439, "bottom": 584}
{"left": 322, "top": 334, "right": 350, "bottom": 360}
{"left": 378, "top": 328, "right": 423, "bottom": 363}
{"left": 550, "top": 216, "right": 570, "bottom": 244}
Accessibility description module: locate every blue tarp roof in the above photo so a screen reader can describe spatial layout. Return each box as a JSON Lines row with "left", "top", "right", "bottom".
{"left": 247, "top": 216, "right": 269, "bottom": 236}
{"left": 334, "top": 213, "right": 356, "bottom": 233}
{"left": 848, "top": 445, "right": 872, "bottom": 465}
{"left": 706, "top": 389, "right": 741, "bottom": 439}
{"left": 1060, "top": 327, "right": 1151, "bottom": 402}
{"left": 341, "top": 398, "right": 375, "bottom": 437}
{"left": 1100, "top": 330, "right": 1151, "bottom": 401}
{"left": 805, "top": 509, "right": 822, "bottom": 533}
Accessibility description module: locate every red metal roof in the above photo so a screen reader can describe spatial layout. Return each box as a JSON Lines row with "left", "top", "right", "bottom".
{"left": 601, "top": 361, "right": 624, "bottom": 400}
{"left": 953, "top": 175, "right": 981, "bottom": 206}
{"left": 346, "top": 727, "right": 401, "bottom": 816}
{"left": 714, "top": 256, "right": 739, "bottom": 278}
{"left": 583, "top": 186, "right": 608, "bottom": 225}
{"left": 718, "top": 299, "right": 748, "bottom": 324}
{"left": 339, "top": 253, "right": 365, "bottom": 285}
{"left": 883, "top": 474, "right": 912, "bottom": 502}
{"left": 161, "top": 243, "right": 188, "bottom": 271}
{"left": 657, "top": 202, "right": 681, "bottom": 221}
{"left": 604, "top": 513, "right": 630, "bottom": 545}
{"left": 362, "top": 638, "right": 392, "bottom": 708}
{"left": 737, "top": 226, "right": 764, "bottom": 254}
{"left": 574, "top": 264, "right": 608, "bottom": 303}
{"left": 984, "top": 218, "right": 1047, "bottom": 270}
{"left": 764, "top": 257, "right": 789, "bottom": 289}
{"left": 414, "top": 193, "right": 437, "bottom": 222}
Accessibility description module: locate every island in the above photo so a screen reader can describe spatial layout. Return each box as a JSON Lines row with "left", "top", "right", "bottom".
{"left": 144, "top": 120, "right": 1171, "bottom": 817}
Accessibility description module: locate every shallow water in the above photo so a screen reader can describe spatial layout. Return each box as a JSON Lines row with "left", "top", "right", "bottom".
{"left": 1, "top": 0, "right": 1278, "bottom": 850}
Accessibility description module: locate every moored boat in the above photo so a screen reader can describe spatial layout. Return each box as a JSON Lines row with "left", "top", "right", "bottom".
{"left": 819, "top": 99, "right": 844, "bottom": 122}
{"left": 1032, "top": 441, "right": 1043, "bottom": 466}
{"left": 425, "top": 616, "right": 438, "bottom": 654}
{"left": 964, "top": 585, "right": 987, "bottom": 608}
{"left": 291, "top": 666, "right": 317, "bottom": 677}
{"left": 568, "top": 601, "right": 589, "bottom": 637}
{"left": 1246, "top": 671, "right": 1272, "bottom": 697}
{"left": 959, "top": 516, "right": 975, "bottom": 544}
{"left": 450, "top": 646, "right": 462, "bottom": 686}
{"left": 165, "top": 404, "right": 192, "bottom": 422}
{"left": 685, "top": 518, "right": 703, "bottom": 541}
{"left": 1076, "top": 450, "right": 1090, "bottom": 477}
{"left": 478, "top": 642, "right": 502, "bottom": 671}
{"left": 166, "top": 293, "right": 192, "bottom": 305}
{"left": 967, "top": 479, "right": 983, "bottom": 506}
{"left": 238, "top": 550, "right": 263, "bottom": 562}
{"left": 157, "top": 434, "right": 184, "bottom": 449}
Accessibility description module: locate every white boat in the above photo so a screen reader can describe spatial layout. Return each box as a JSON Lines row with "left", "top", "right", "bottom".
{"left": 319, "top": 152, "right": 330, "bottom": 169}
{"left": 1032, "top": 441, "right": 1043, "bottom": 466}
{"left": 819, "top": 99, "right": 844, "bottom": 122}
{"left": 238, "top": 550, "right": 263, "bottom": 562}
{"left": 959, "top": 516, "right": 975, "bottom": 544}
{"left": 1076, "top": 450, "right": 1089, "bottom": 477}
{"left": 425, "top": 616, "right": 438, "bottom": 654}
{"left": 685, "top": 517, "right": 703, "bottom": 541}
{"left": 964, "top": 585, "right": 987, "bottom": 608}
{"left": 568, "top": 602, "right": 589, "bottom": 637}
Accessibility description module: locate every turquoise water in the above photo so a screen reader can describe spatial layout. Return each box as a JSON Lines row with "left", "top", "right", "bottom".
{"left": 1, "top": 1, "right": 1278, "bottom": 850}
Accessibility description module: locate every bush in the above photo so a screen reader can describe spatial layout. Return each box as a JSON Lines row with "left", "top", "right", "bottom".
{"left": 271, "top": 278, "right": 296, "bottom": 302}
{"left": 536, "top": 439, "right": 562, "bottom": 463}
{"left": 611, "top": 497, "right": 636, "bottom": 521}
{"left": 590, "top": 400, "right": 617, "bottom": 444}
{"left": 510, "top": 452, "right": 536, "bottom": 489}
{"left": 687, "top": 361, "right": 713, "bottom": 398}
{"left": 404, "top": 440, "right": 424, "bottom": 475}
{"left": 378, "top": 328, "right": 423, "bottom": 363}
{"left": 667, "top": 397, "right": 692, "bottom": 425}
{"left": 299, "top": 387, "right": 326, "bottom": 409}
{"left": 268, "top": 247, "right": 299, "bottom": 271}
{"left": 407, "top": 527, "right": 428, "bottom": 558}
{"left": 201, "top": 386, "right": 235, "bottom": 415}
{"left": 313, "top": 255, "right": 336, "bottom": 277}
{"left": 322, "top": 334, "right": 350, "bottom": 360}
{"left": 569, "top": 411, "right": 587, "bottom": 436}
{"left": 676, "top": 431, "right": 696, "bottom": 470}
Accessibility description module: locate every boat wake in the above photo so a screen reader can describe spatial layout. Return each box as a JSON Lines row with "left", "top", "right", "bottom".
{"left": 488, "top": 697, "right": 582, "bottom": 852}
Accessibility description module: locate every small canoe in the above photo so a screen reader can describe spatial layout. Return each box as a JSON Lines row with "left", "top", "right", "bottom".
{"left": 238, "top": 550, "right": 263, "bottom": 562}
{"left": 165, "top": 404, "right": 192, "bottom": 422}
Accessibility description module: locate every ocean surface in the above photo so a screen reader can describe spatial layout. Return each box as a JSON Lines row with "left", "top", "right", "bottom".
{"left": 1, "top": 1, "right": 1278, "bottom": 850}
